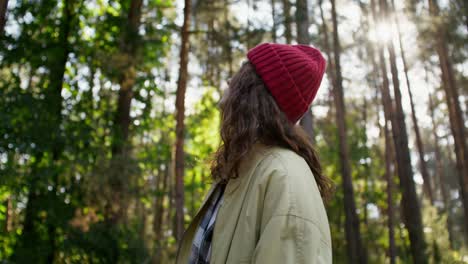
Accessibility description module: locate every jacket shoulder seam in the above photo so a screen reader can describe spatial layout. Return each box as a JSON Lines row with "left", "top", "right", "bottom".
{"left": 269, "top": 213, "right": 319, "bottom": 226}
{"left": 267, "top": 149, "right": 303, "bottom": 173}
{"left": 270, "top": 213, "right": 330, "bottom": 244}
{"left": 255, "top": 148, "right": 289, "bottom": 173}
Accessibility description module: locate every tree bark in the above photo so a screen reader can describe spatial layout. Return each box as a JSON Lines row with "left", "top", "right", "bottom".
{"left": 112, "top": 0, "right": 143, "bottom": 156}
{"left": 15, "top": 154, "right": 42, "bottom": 262}
{"left": 4, "top": 197, "right": 11, "bottom": 232}
{"left": 282, "top": 0, "right": 292, "bottom": 44}
{"left": 223, "top": 0, "right": 233, "bottom": 77}
{"left": 376, "top": 0, "right": 428, "bottom": 262}
{"left": 392, "top": 0, "right": 434, "bottom": 204}
{"left": 0, "top": 0, "right": 8, "bottom": 35}
{"left": 360, "top": 3, "right": 397, "bottom": 261}
{"left": 107, "top": 0, "right": 143, "bottom": 225}
{"left": 428, "top": 93, "right": 455, "bottom": 249}
{"left": 330, "top": 0, "right": 367, "bottom": 262}
{"left": 17, "top": 1, "right": 73, "bottom": 262}
{"left": 167, "top": 158, "right": 176, "bottom": 242}
{"left": 295, "top": 0, "right": 314, "bottom": 142}
{"left": 318, "top": 0, "right": 336, "bottom": 112}
{"left": 271, "top": 0, "right": 277, "bottom": 42}
{"left": 384, "top": 109, "right": 397, "bottom": 264}
{"left": 153, "top": 162, "right": 169, "bottom": 264}
{"left": 174, "top": 0, "right": 191, "bottom": 242}
{"left": 362, "top": 98, "right": 369, "bottom": 226}
{"left": 428, "top": 0, "right": 468, "bottom": 241}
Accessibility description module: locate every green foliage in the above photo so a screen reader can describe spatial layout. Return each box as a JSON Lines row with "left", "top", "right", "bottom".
{"left": 0, "top": 0, "right": 467, "bottom": 262}
{"left": 422, "top": 200, "right": 466, "bottom": 264}
{"left": 0, "top": 0, "right": 174, "bottom": 262}
{"left": 185, "top": 87, "right": 221, "bottom": 217}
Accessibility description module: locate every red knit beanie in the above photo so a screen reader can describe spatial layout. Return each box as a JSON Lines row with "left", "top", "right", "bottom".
{"left": 247, "top": 43, "right": 327, "bottom": 124}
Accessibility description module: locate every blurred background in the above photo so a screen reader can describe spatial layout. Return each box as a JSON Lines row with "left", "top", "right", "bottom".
{"left": 0, "top": 0, "right": 467, "bottom": 263}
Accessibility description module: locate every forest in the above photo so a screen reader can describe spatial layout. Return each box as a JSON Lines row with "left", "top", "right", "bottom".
{"left": 0, "top": 0, "right": 467, "bottom": 263}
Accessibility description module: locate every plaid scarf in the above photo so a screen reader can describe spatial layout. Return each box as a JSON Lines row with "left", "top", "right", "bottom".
{"left": 188, "top": 183, "right": 226, "bottom": 264}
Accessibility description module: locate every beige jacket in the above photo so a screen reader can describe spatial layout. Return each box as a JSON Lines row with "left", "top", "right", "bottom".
{"left": 176, "top": 142, "right": 332, "bottom": 264}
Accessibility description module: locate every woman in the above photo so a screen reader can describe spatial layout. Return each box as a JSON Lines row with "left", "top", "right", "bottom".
{"left": 176, "top": 43, "right": 334, "bottom": 264}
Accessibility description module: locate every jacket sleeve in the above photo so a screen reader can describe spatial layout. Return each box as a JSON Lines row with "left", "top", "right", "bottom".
{"left": 251, "top": 214, "right": 322, "bottom": 264}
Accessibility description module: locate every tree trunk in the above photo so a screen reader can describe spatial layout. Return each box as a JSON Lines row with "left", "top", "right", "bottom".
{"left": 428, "top": 0, "right": 468, "bottom": 241}
{"left": 295, "top": 0, "right": 314, "bottom": 142}
{"left": 362, "top": 98, "right": 369, "bottom": 226}
{"left": 167, "top": 158, "right": 176, "bottom": 242}
{"left": 384, "top": 112, "right": 397, "bottom": 264}
{"left": 392, "top": 0, "right": 434, "bottom": 204}
{"left": 17, "top": 1, "right": 73, "bottom": 262}
{"left": 108, "top": 0, "right": 143, "bottom": 225}
{"left": 428, "top": 93, "right": 455, "bottom": 249}
{"left": 318, "top": 0, "right": 336, "bottom": 112}
{"left": 4, "top": 197, "right": 11, "bottom": 232}
{"left": 174, "top": 0, "right": 191, "bottom": 242}
{"left": 0, "top": 0, "right": 8, "bottom": 35}
{"left": 15, "top": 155, "right": 42, "bottom": 262}
{"left": 330, "top": 0, "right": 367, "bottom": 262}
{"left": 223, "top": 0, "right": 233, "bottom": 77}
{"left": 112, "top": 0, "right": 143, "bottom": 156}
{"left": 191, "top": 170, "right": 196, "bottom": 216}
{"left": 295, "top": 0, "right": 309, "bottom": 44}
{"left": 153, "top": 162, "right": 169, "bottom": 264}
{"left": 271, "top": 0, "right": 277, "bottom": 42}
{"left": 282, "top": 0, "right": 292, "bottom": 44}
{"left": 376, "top": 0, "right": 428, "bottom": 262}
{"left": 360, "top": 4, "right": 397, "bottom": 260}
{"left": 246, "top": 0, "right": 253, "bottom": 49}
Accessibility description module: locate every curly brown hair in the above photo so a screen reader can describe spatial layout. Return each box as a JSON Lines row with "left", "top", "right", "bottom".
{"left": 210, "top": 61, "right": 334, "bottom": 201}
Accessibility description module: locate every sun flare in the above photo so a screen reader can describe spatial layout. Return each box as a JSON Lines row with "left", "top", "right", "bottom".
{"left": 368, "top": 21, "right": 395, "bottom": 44}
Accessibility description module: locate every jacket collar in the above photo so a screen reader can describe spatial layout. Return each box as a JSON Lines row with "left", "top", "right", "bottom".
{"left": 175, "top": 141, "right": 273, "bottom": 263}
{"left": 224, "top": 141, "right": 271, "bottom": 195}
